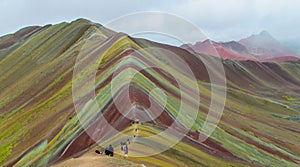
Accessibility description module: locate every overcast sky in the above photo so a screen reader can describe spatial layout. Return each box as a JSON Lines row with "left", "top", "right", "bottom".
{"left": 0, "top": 0, "right": 299, "bottom": 43}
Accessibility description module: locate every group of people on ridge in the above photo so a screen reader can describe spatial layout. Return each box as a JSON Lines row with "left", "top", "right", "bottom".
{"left": 95, "top": 119, "right": 144, "bottom": 158}
{"left": 95, "top": 139, "right": 130, "bottom": 158}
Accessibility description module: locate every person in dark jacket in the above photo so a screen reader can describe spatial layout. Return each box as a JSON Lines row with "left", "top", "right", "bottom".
{"left": 105, "top": 144, "right": 114, "bottom": 157}
{"left": 127, "top": 138, "right": 130, "bottom": 145}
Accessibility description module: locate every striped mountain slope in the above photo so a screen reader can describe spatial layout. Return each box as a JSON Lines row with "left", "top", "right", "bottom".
{"left": 0, "top": 19, "right": 299, "bottom": 167}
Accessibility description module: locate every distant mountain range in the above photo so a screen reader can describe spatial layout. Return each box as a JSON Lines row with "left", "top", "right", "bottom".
{"left": 182, "top": 31, "right": 300, "bottom": 62}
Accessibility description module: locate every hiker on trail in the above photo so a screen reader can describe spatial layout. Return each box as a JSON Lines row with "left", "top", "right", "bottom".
{"left": 127, "top": 138, "right": 130, "bottom": 145}
{"left": 120, "top": 141, "right": 125, "bottom": 151}
{"left": 105, "top": 144, "right": 114, "bottom": 157}
{"left": 123, "top": 144, "right": 129, "bottom": 158}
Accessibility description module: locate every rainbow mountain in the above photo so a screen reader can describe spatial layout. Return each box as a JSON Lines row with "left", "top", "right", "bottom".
{"left": 0, "top": 19, "right": 300, "bottom": 167}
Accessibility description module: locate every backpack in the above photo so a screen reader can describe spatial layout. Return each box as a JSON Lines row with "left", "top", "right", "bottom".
{"left": 123, "top": 145, "right": 128, "bottom": 151}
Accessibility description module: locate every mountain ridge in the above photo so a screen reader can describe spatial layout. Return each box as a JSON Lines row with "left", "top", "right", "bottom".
{"left": 182, "top": 31, "right": 300, "bottom": 62}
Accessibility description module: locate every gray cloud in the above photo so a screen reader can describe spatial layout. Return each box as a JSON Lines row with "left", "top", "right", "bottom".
{"left": 0, "top": 0, "right": 299, "bottom": 43}
{"left": 170, "top": 0, "right": 300, "bottom": 41}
